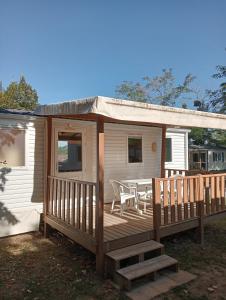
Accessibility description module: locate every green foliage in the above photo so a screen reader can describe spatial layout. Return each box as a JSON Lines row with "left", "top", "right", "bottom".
{"left": 193, "top": 90, "right": 210, "bottom": 112}
{"left": 115, "top": 81, "right": 147, "bottom": 102}
{"left": 189, "top": 128, "right": 210, "bottom": 145}
{"left": 191, "top": 53, "right": 226, "bottom": 146}
{"left": 115, "top": 69, "right": 196, "bottom": 106}
{"left": 210, "top": 129, "right": 226, "bottom": 146}
{"left": 209, "top": 50, "right": 226, "bottom": 113}
{"left": 0, "top": 76, "right": 38, "bottom": 110}
{"left": 189, "top": 128, "right": 226, "bottom": 147}
{"left": 209, "top": 82, "right": 226, "bottom": 113}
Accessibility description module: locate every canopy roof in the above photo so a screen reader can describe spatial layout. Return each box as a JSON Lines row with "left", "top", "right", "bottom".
{"left": 36, "top": 96, "right": 226, "bottom": 130}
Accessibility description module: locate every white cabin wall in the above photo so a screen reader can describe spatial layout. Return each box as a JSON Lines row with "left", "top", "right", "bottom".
{"left": 104, "top": 123, "right": 162, "bottom": 202}
{"left": 51, "top": 120, "right": 162, "bottom": 202}
{"left": 165, "top": 129, "right": 189, "bottom": 170}
{"left": 51, "top": 118, "right": 97, "bottom": 182}
{"left": 0, "top": 117, "right": 45, "bottom": 237}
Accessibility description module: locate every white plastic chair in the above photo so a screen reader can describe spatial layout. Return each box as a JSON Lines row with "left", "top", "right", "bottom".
{"left": 137, "top": 187, "right": 152, "bottom": 213}
{"left": 122, "top": 181, "right": 152, "bottom": 213}
{"left": 110, "top": 180, "right": 137, "bottom": 215}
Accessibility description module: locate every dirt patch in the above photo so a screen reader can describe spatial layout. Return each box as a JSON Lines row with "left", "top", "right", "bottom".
{"left": 158, "top": 218, "right": 226, "bottom": 300}
{"left": 0, "top": 218, "right": 226, "bottom": 300}
{"left": 0, "top": 231, "right": 124, "bottom": 300}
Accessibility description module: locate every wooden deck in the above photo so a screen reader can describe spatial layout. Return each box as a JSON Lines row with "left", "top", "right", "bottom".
{"left": 46, "top": 203, "right": 155, "bottom": 253}
{"left": 104, "top": 204, "right": 154, "bottom": 252}
{"left": 104, "top": 204, "right": 153, "bottom": 242}
{"left": 45, "top": 174, "right": 226, "bottom": 258}
{"left": 45, "top": 200, "right": 226, "bottom": 255}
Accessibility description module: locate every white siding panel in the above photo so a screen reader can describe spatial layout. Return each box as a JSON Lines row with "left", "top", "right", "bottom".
{"left": 50, "top": 120, "right": 161, "bottom": 203}
{"left": 104, "top": 123, "right": 162, "bottom": 202}
{"left": 0, "top": 117, "right": 45, "bottom": 237}
{"left": 165, "top": 130, "right": 188, "bottom": 170}
{"left": 51, "top": 119, "right": 96, "bottom": 182}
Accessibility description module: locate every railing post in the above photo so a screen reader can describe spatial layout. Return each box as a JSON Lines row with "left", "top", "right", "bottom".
{"left": 152, "top": 178, "right": 161, "bottom": 242}
{"left": 198, "top": 175, "right": 204, "bottom": 246}
{"left": 96, "top": 117, "right": 104, "bottom": 276}
{"left": 161, "top": 126, "right": 167, "bottom": 178}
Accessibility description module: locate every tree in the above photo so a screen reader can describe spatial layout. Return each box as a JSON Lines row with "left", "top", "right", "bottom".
{"left": 0, "top": 76, "right": 38, "bottom": 110}
{"left": 190, "top": 55, "right": 226, "bottom": 146}
{"left": 192, "top": 88, "right": 211, "bottom": 112}
{"left": 115, "top": 69, "right": 196, "bottom": 107}
{"left": 209, "top": 82, "right": 226, "bottom": 113}
{"left": 189, "top": 128, "right": 211, "bottom": 145}
{"left": 209, "top": 50, "right": 226, "bottom": 113}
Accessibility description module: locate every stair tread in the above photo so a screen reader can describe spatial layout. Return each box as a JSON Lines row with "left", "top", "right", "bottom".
{"left": 117, "top": 255, "right": 178, "bottom": 280}
{"left": 106, "top": 240, "right": 164, "bottom": 261}
{"left": 126, "top": 270, "right": 196, "bottom": 300}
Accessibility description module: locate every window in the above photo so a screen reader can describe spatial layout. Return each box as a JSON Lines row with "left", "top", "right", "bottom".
{"left": 0, "top": 128, "right": 25, "bottom": 167}
{"left": 213, "top": 152, "right": 218, "bottom": 162}
{"left": 57, "top": 132, "right": 82, "bottom": 172}
{"left": 128, "top": 136, "right": 142, "bottom": 163}
{"left": 218, "top": 153, "right": 221, "bottom": 161}
{"left": 222, "top": 152, "right": 225, "bottom": 162}
{"left": 166, "top": 138, "right": 172, "bottom": 162}
{"left": 193, "top": 153, "right": 199, "bottom": 162}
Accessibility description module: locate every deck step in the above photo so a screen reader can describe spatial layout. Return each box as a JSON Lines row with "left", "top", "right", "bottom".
{"left": 106, "top": 240, "right": 164, "bottom": 262}
{"left": 116, "top": 255, "right": 178, "bottom": 291}
{"left": 126, "top": 270, "right": 197, "bottom": 300}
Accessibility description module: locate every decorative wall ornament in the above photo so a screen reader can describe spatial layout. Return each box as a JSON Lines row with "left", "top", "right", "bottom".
{"left": 152, "top": 142, "right": 157, "bottom": 152}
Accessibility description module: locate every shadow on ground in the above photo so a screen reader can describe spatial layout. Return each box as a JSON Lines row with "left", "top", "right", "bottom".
{"left": 0, "top": 231, "right": 124, "bottom": 300}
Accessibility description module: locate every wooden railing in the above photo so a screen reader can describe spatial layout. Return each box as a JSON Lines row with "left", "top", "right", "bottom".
{"left": 47, "top": 176, "right": 97, "bottom": 238}
{"left": 165, "top": 168, "right": 187, "bottom": 178}
{"left": 165, "top": 168, "right": 226, "bottom": 178}
{"left": 153, "top": 173, "right": 226, "bottom": 242}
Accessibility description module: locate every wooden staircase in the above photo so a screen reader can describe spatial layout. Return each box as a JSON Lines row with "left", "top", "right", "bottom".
{"left": 105, "top": 240, "right": 196, "bottom": 299}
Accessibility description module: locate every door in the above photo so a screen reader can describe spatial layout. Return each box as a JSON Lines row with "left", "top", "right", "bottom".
{"left": 53, "top": 127, "right": 86, "bottom": 180}
{"left": 191, "top": 151, "right": 207, "bottom": 170}
{"left": 200, "top": 152, "right": 207, "bottom": 170}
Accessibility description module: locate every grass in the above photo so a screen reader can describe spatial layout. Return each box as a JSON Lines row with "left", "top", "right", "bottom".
{"left": 0, "top": 218, "right": 226, "bottom": 300}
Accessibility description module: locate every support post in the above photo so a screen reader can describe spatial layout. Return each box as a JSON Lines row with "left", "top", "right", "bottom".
{"left": 96, "top": 117, "right": 105, "bottom": 276}
{"left": 152, "top": 178, "right": 161, "bottom": 242}
{"left": 161, "top": 126, "right": 167, "bottom": 178}
{"left": 44, "top": 116, "right": 52, "bottom": 238}
{"left": 198, "top": 175, "right": 204, "bottom": 246}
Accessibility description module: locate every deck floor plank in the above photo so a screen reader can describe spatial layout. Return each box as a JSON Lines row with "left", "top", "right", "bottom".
{"left": 104, "top": 204, "right": 153, "bottom": 242}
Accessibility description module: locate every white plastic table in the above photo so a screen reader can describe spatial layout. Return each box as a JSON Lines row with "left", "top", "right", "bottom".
{"left": 121, "top": 179, "right": 153, "bottom": 213}
{"left": 121, "top": 178, "right": 152, "bottom": 186}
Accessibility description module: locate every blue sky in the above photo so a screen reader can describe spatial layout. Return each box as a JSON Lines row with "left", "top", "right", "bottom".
{"left": 0, "top": 0, "right": 225, "bottom": 105}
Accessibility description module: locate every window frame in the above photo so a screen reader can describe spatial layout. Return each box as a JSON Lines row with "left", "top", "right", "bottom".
{"left": 213, "top": 152, "right": 218, "bottom": 162}
{"left": 57, "top": 131, "right": 83, "bottom": 173}
{"left": 165, "top": 137, "right": 173, "bottom": 163}
{"left": 0, "top": 126, "right": 28, "bottom": 170}
{"left": 127, "top": 135, "right": 144, "bottom": 165}
{"left": 54, "top": 127, "right": 85, "bottom": 178}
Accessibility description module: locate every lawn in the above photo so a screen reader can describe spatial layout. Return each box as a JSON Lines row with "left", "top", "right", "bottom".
{"left": 0, "top": 218, "right": 226, "bottom": 300}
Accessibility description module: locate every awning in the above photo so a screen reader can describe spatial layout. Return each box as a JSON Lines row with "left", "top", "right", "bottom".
{"left": 35, "top": 96, "right": 226, "bottom": 130}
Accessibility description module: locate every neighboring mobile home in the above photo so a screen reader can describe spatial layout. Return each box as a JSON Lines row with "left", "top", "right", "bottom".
{"left": 189, "top": 144, "right": 226, "bottom": 171}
